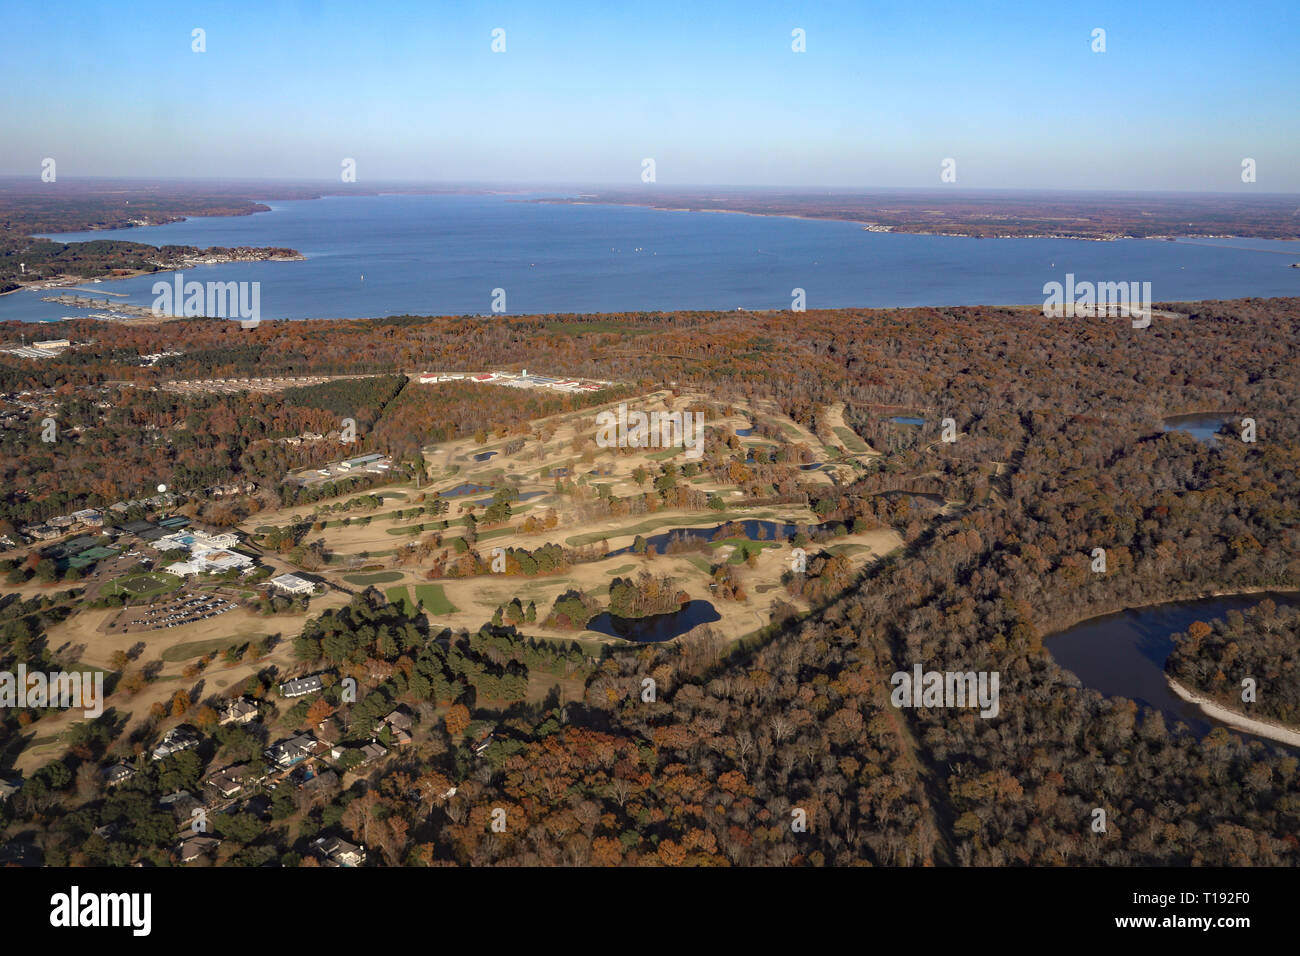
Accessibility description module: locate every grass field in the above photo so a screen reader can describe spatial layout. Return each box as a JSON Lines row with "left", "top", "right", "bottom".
{"left": 161, "top": 636, "right": 257, "bottom": 662}
{"left": 344, "top": 570, "right": 405, "bottom": 585}
{"left": 326, "top": 549, "right": 397, "bottom": 563}
{"left": 833, "top": 425, "right": 872, "bottom": 454}
{"left": 385, "top": 585, "right": 414, "bottom": 613}
{"left": 384, "top": 583, "right": 458, "bottom": 615}
{"left": 721, "top": 539, "right": 781, "bottom": 563}
{"left": 413, "top": 584, "right": 458, "bottom": 614}
{"left": 105, "top": 571, "right": 182, "bottom": 599}
{"left": 647, "top": 447, "right": 688, "bottom": 461}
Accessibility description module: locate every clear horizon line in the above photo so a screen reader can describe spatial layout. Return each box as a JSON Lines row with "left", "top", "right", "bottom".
{"left": 0, "top": 174, "right": 1297, "bottom": 198}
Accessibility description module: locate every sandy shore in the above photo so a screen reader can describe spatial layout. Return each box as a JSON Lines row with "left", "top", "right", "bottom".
{"left": 1166, "top": 675, "right": 1300, "bottom": 747}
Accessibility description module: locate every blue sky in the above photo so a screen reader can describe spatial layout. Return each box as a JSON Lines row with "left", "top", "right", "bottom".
{"left": 3, "top": 0, "right": 1298, "bottom": 190}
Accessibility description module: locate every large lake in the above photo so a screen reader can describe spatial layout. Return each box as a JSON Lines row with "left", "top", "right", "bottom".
{"left": 3, "top": 193, "right": 1297, "bottom": 322}
{"left": 1046, "top": 592, "right": 1299, "bottom": 748}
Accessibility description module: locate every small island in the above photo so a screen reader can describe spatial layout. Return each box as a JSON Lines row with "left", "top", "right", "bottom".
{"left": 1165, "top": 601, "right": 1300, "bottom": 745}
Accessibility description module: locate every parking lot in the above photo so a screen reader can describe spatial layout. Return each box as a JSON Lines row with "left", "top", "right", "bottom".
{"left": 109, "top": 593, "right": 241, "bottom": 633}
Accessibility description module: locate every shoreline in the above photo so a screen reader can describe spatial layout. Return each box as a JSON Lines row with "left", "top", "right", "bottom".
{"left": 1042, "top": 585, "right": 1300, "bottom": 749}
{"left": 1166, "top": 675, "right": 1300, "bottom": 747}
{"left": 0, "top": 252, "right": 307, "bottom": 303}
{"left": 11, "top": 188, "right": 1300, "bottom": 250}
{"left": 1041, "top": 585, "right": 1300, "bottom": 640}
{"left": 523, "top": 196, "right": 1300, "bottom": 242}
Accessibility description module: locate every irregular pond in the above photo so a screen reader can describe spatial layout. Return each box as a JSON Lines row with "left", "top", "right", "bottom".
{"left": 442, "top": 482, "right": 493, "bottom": 497}
{"left": 1161, "top": 413, "right": 1235, "bottom": 444}
{"left": 1046, "top": 592, "right": 1299, "bottom": 747}
{"left": 586, "top": 600, "right": 722, "bottom": 643}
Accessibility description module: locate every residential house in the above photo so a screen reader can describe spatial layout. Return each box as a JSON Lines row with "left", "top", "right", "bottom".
{"left": 265, "top": 733, "right": 320, "bottom": 769}
{"left": 159, "top": 790, "right": 204, "bottom": 823}
{"left": 309, "top": 836, "right": 366, "bottom": 867}
{"left": 204, "top": 765, "right": 253, "bottom": 801}
{"left": 379, "top": 709, "right": 414, "bottom": 746}
{"left": 176, "top": 836, "right": 221, "bottom": 864}
{"left": 70, "top": 509, "right": 103, "bottom": 527}
{"left": 152, "top": 725, "right": 201, "bottom": 761}
{"left": 102, "top": 763, "right": 136, "bottom": 787}
{"left": 219, "top": 697, "right": 259, "bottom": 726}
{"left": 279, "top": 675, "right": 324, "bottom": 698}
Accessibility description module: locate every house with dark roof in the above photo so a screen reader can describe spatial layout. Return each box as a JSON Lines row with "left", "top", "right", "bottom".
{"left": 152, "top": 725, "right": 201, "bottom": 761}
{"left": 265, "top": 733, "right": 320, "bottom": 769}
{"left": 102, "top": 763, "right": 136, "bottom": 787}
{"left": 219, "top": 697, "right": 260, "bottom": 726}
{"left": 309, "top": 835, "right": 366, "bottom": 867}
{"left": 279, "top": 675, "right": 324, "bottom": 698}
{"left": 204, "top": 765, "right": 257, "bottom": 801}
{"left": 177, "top": 836, "right": 221, "bottom": 864}
{"left": 378, "top": 709, "right": 414, "bottom": 745}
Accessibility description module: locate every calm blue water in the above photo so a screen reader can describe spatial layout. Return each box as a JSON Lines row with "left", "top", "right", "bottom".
{"left": 586, "top": 600, "right": 722, "bottom": 643}
{"left": 890, "top": 416, "right": 925, "bottom": 426}
{"left": 3, "top": 193, "right": 1297, "bottom": 322}
{"left": 1162, "top": 413, "right": 1234, "bottom": 444}
{"left": 441, "top": 482, "right": 492, "bottom": 497}
{"left": 1047, "top": 593, "right": 1300, "bottom": 748}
